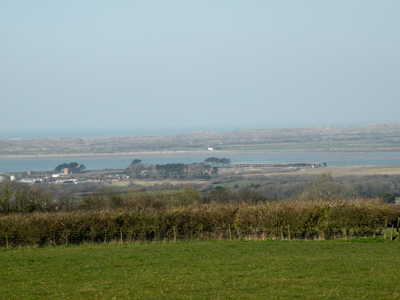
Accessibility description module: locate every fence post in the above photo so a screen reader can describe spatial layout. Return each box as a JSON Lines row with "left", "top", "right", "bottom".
{"left": 173, "top": 226, "right": 177, "bottom": 243}
{"left": 228, "top": 225, "right": 232, "bottom": 241}
{"left": 6, "top": 234, "right": 8, "bottom": 249}
{"left": 397, "top": 218, "right": 400, "bottom": 239}
{"left": 287, "top": 224, "right": 290, "bottom": 241}
{"left": 120, "top": 228, "right": 123, "bottom": 245}
{"left": 391, "top": 225, "right": 394, "bottom": 241}
{"left": 384, "top": 220, "right": 388, "bottom": 239}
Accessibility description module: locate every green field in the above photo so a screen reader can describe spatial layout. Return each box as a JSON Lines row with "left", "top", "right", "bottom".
{"left": 1, "top": 240, "right": 400, "bottom": 299}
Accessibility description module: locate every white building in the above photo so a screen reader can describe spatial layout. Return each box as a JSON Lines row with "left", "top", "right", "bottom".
{"left": 19, "top": 178, "right": 42, "bottom": 183}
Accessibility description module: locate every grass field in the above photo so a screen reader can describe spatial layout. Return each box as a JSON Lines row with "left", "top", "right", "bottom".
{"left": 1, "top": 239, "right": 400, "bottom": 299}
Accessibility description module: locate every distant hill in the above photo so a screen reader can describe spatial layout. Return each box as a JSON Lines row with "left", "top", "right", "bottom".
{"left": 1, "top": 122, "right": 400, "bottom": 155}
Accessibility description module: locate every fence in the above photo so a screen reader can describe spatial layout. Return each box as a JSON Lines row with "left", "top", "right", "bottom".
{"left": 1, "top": 225, "right": 399, "bottom": 249}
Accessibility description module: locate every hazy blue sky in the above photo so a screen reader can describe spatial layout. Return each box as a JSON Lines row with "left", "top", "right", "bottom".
{"left": 1, "top": 1, "right": 399, "bottom": 139}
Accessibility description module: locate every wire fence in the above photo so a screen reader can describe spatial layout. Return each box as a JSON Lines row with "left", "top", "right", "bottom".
{"left": 1, "top": 224, "right": 399, "bottom": 249}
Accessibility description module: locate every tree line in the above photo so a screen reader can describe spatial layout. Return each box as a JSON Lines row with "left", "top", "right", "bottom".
{"left": 204, "top": 157, "right": 231, "bottom": 167}
{"left": 54, "top": 162, "right": 86, "bottom": 173}
{"left": 126, "top": 160, "right": 214, "bottom": 180}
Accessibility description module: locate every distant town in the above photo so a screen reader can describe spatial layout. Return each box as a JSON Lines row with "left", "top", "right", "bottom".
{"left": 0, "top": 158, "right": 327, "bottom": 185}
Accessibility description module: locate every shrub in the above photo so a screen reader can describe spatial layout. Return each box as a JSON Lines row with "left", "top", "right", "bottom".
{"left": 382, "top": 192, "right": 396, "bottom": 204}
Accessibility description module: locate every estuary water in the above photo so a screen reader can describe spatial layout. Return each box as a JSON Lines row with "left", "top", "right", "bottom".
{"left": 1, "top": 151, "right": 400, "bottom": 173}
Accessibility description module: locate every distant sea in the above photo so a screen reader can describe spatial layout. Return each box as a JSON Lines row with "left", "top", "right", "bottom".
{"left": 1, "top": 151, "right": 400, "bottom": 173}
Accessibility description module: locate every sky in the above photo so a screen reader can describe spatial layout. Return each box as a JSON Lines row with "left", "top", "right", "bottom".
{"left": 1, "top": 1, "right": 400, "bottom": 139}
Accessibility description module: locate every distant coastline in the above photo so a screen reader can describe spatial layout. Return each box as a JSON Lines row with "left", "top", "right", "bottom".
{"left": 2, "top": 122, "right": 400, "bottom": 157}
{"left": 2, "top": 147, "right": 400, "bottom": 160}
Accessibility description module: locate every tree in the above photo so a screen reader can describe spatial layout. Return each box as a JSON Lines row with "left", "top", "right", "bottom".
{"left": 210, "top": 186, "right": 231, "bottom": 203}
{"left": 300, "top": 171, "right": 337, "bottom": 202}
{"left": 0, "top": 180, "right": 12, "bottom": 214}
{"left": 54, "top": 162, "right": 85, "bottom": 173}
{"left": 54, "top": 163, "right": 65, "bottom": 172}
{"left": 220, "top": 158, "right": 231, "bottom": 167}
{"left": 204, "top": 157, "right": 217, "bottom": 166}
{"left": 131, "top": 159, "right": 142, "bottom": 165}
{"left": 382, "top": 192, "right": 396, "bottom": 204}
{"left": 204, "top": 157, "right": 231, "bottom": 167}
{"left": 54, "top": 163, "right": 64, "bottom": 172}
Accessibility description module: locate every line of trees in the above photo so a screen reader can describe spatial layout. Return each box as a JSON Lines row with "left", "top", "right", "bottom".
{"left": 54, "top": 162, "right": 86, "bottom": 173}
{"left": 155, "top": 163, "right": 186, "bottom": 177}
{"left": 204, "top": 157, "right": 231, "bottom": 167}
{"left": 126, "top": 161, "right": 213, "bottom": 180}
{"left": 0, "top": 181, "right": 53, "bottom": 214}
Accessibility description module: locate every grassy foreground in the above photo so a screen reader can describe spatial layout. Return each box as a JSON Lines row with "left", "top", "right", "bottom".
{"left": 1, "top": 240, "right": 400, "bottom": 299}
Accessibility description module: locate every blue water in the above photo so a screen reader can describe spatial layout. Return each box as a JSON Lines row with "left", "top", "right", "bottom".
{"left": 1, "top": 151, "right": 400, "bottom": 173}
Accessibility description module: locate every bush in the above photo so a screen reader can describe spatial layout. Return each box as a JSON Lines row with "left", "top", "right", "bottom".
{"left": 382, "top": 192, "right": 396, "bottom": 204}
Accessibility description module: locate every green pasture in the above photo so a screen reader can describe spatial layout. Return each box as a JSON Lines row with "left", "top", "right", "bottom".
{"left": 1, "top": 239, "right": 400, "bottom": 299}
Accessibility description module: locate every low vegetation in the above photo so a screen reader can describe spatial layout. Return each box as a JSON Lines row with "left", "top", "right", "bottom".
{"left": 1, "top": 198, "right": 400, "bottom": 248}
